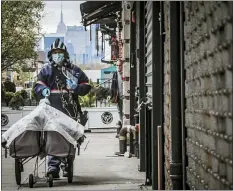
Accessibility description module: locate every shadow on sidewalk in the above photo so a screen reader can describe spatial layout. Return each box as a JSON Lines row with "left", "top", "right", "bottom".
{"left": 19, "top": 175, "right": 144, "bottom": 188}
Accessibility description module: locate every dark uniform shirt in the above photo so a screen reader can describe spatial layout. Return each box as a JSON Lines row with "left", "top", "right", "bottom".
{"left": 34, "top": 63, "right": 91, "bottom": 120}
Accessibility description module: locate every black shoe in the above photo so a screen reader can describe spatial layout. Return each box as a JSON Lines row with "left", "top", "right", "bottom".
{"left": 47, "top": 170, "right": 60, "bottom": 179}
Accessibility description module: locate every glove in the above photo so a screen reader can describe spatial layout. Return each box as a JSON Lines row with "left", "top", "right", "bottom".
{"left": 79, "top": 110, "right": 88, "bottom": 126}
{"left": 66, "top": 79, "right": 78, "bottom": 90}
{"left": 42, "top": 88, "right": 50, "bottom": 97}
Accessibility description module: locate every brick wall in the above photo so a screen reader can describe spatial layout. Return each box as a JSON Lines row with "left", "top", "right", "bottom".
{"left": 163, "top": 2, "right": 232, "bottom": 190}
{"left": 184, "top": 2, "right": 232, "bottom": 189}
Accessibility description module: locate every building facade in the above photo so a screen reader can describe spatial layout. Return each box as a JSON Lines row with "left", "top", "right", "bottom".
{"left": 80, "top": 1, "right": 233, "bottom": 190}
{"left": 66, "top": 40, "right": 76, "bottom": 64}
{"left": 43, "top": 5, "right": 104, "bottom": 65}
{"left": 65, "top": 25, "right": 89, "bottom": 64}
{"left": 56, "top": 3, "right": 66, "bottom": 33}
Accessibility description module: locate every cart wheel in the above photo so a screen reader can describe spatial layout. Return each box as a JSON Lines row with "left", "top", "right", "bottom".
{"left": 29, "top": 174, "right": 34, "bottom": 188}
{"left": 48, "top": 174, "right": 53, "bottom": 187}
{"left": 15, "top": 159, "right": 21, "bottom": 185}
{"left": 67, "top": 158, "right": 73, "bottom": 183}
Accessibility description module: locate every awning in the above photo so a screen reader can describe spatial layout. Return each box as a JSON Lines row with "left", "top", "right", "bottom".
{"left": 80, "top": 1, "right": 108, "bottom": 16}
{"left": 80, "top": 1, "right": 121, "bottom": 27}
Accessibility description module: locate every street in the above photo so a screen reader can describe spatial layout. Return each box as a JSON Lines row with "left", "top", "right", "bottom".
{"left": 1, "top": 131, "right": 149, "bottom": 190}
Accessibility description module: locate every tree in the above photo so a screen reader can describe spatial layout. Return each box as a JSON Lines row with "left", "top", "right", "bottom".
{"left": 1, "top": 1, "right": 44, "bottom": 71}
{"left": 78, "top": 80, "right": 97, "bottom": 107}
{"left": 4, "top": 92, "right": 15, "bottom": 106}
{"left": 9, "top": 94, "right": 25, "bottom": 110}
{"left": 3, "top": 80, "right": 16, "bottom": 93}
{"left": 14, "top": 69, "right": 34, "bottom": 86}
{"left": 94, "top": 86, "right": 111, "bottom": 101}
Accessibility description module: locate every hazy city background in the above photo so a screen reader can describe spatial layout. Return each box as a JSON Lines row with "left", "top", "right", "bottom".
{"left": 2, "top": 1, "right": 115, "bottom": 88}
{"left": 38, "top": 1, "right": 111, "bottom": 65}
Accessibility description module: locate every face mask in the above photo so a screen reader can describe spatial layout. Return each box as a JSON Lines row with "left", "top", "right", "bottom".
{"left": 52, "top": 53, "right": 65, "bottom": 66}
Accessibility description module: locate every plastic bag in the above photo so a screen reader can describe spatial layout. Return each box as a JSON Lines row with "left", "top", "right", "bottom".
{"left": 2, "top": 99, "right": 84, "bottom": 148}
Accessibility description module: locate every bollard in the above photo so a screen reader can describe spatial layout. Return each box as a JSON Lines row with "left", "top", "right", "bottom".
{"left": 119, "top": 126, "right": 128, "bottom": 154}
{"left": 119, "top": 136, "right": 127, "bottom": 154}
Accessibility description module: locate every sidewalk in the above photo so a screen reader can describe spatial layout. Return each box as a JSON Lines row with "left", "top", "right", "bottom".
{"left": 2, "top": 131, "right": 149, "bottom": 190}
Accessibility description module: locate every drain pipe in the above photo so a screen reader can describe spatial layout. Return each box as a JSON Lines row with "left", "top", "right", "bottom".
{"left": 119, "top": 125, "right": 136, "bottom": 157}
{"left": 129, "top": 125, "right": 136, "bottom": 155}
{"left": 119, "top": 106, "right": 143, "bottom": 157}
{"left": 180, "top": 2, "right": 186, "bottom": 189}
{"left": 170, "top": 2, "right": 183, "bottom": 189}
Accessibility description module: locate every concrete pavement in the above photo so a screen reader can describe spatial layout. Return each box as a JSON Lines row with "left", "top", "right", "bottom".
{"left": 1, "top": 130, "right": 150, "bottom": 190}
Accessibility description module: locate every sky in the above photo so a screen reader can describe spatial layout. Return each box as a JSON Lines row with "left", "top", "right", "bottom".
{"left": 39, "top": 1, "right": 111, "bottom": 59}
{"left": 40, "top": 1, "right": 84, "bottom": 34}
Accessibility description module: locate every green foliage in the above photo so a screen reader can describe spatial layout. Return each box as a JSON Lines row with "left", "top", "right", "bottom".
{"left": 76, "top": 80, "right": 97, "bottom": 107}
{"left": 1, "top": 1, "right": 45, "bottom": 71}
{"left": 1, "top": 87, "right": 5, "bottom": 101}
{"left": 15, "top": 69, "right": 34, "bottom": 84}
{"left": 94, "top": 86, "right": 111, "bottom": 101}
{"left": 4, "top": 92, "right": 15, "bottom": 105}
{"left": 31, "top": 84, "right": 38, "bottom": 101}
{"left": 3, "top": 81, "right": 16, "bottom": 93}
{"left": 4, "top": 89, "right": 29, "bottom": 109}
{"left": 15, "top": 89, "right": 28, "bottom": 99}
{"left": 9, "top": 94, "right": 24, "bottom": 110}
{"left": 78, "top": 95, "right": 96, "bottom": 107}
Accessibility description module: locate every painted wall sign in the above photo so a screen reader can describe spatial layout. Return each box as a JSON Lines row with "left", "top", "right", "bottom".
{"left": 1, "top": 114, "right": 9, "bottom": 126}
{"left": 101, "top": 112, "right": 113, "bottom": 124}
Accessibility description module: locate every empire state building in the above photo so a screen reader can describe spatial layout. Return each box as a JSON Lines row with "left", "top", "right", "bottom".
{"left": 56, "top": 4, "right": 66, "bottom": 33}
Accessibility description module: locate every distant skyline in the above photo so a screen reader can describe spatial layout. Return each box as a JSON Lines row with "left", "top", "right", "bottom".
{"left": 40, "top": 1, "right": 84, "bottom": 34}
{"left": 39, "top": 1, "right": 111, "bottom": 61}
